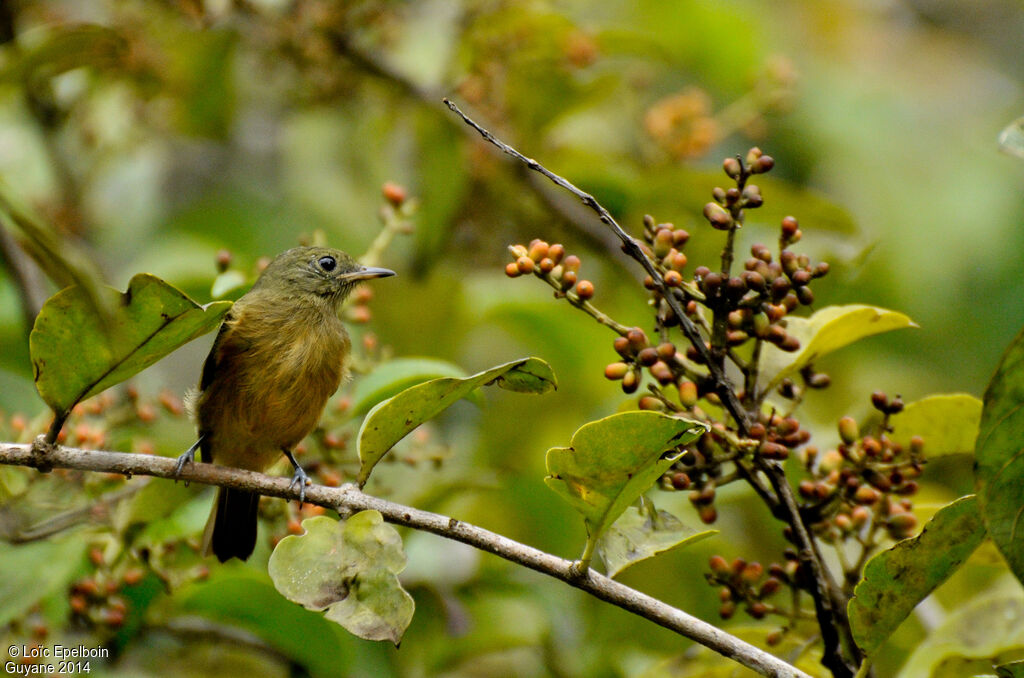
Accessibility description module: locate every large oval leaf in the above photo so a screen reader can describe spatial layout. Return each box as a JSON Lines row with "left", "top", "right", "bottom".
{"left": 848, "top": 495, "right": 986, "bottom": 658}
{"left": 356, "top": 357, "right": 556, "bottom": 486}
{"left": 976, "top": 326, "right": 1024, "bottom": 586}
{"left": 760, "top": 304, "right": 916, "bottom": 393}
{"left": 268, "top": 513, "right": 413, "bottom": 645}
{"left": 545, "top": 411, "right": 708, "bottom": 566}
{"left": 30, "top": 273, "right": 231, "bottom": 417}
{"left": 888, "top": 393, "right": 982, "bottom": 457}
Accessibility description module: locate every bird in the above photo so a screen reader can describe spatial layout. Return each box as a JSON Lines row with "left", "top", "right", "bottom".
{"left": 175, "top": 246, "right": 394, "bottom": 562}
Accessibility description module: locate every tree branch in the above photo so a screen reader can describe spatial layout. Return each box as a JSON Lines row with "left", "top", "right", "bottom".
{"left": 442, "top": 98, "right": 751, "bottom": 436}
{"left": 0, "top": 440, "right": 809, "bottom": 678}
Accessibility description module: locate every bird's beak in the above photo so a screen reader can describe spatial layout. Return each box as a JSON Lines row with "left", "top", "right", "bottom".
{"left": 342, "top": 266, "right": 396, "bottom": 281}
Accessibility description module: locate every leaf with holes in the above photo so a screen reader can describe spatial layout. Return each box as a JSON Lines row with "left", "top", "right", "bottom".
{"left": 30, "top": 273, "right": 231, "bottom": 418}
{"left": 545, "top": 412, "right": 708, "bottom": 566}
{"left": 760, "top": 304, "right": 916, "bottom": 393}
{"left": 357, "top": 357, "right": 556, "bottom": 486}
{"left": 268, "top": 513, "right": 413, "bottom": 645}
{"left": 848, "top": 495, "right": 986, "bottom": 658}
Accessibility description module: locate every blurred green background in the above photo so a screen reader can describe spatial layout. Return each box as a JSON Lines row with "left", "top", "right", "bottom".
{"left": 1, "top": 0, "right": 1022, "bottom": 676}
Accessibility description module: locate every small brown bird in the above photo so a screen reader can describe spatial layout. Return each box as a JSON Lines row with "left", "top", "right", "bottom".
{"left": 176, "top": 246, "right": 394, "bottom": 562}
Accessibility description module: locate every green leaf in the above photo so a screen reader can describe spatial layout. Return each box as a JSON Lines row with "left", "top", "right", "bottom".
{"left": 976, "top": 327, "right": 1024, "bottom": 586}
{"left": 349, "top": 357, "right": 470, "bottom": 416}
{"left": 29, "top": 273, "right": 231, "bottom": 418}
{"left": 0, "top": 538, "right": 87, "bottom": 627}
{"left": 998, "top": 117, "right": 1024, "bottom": 160}
{"left": 268, "top": 513, "right": 413, "bottom": 645}
{"left": 356, "top": 357, "right": 556, "bottom": 486}
{"left": 545, "top": 411, "right": 708, "bottom": 565}
{"left": 998, "top": 660, "right": 1024, "bottom": 678}
{"left": 896, "top": 589, "right": 1024, "bottom": 678}
{"left": 848, "top": 495, "right": 986, "bottom": 658}
{"left": 210, "top": 269, "right": 247, "bottom": 299}
{"left": 889, "top": 393, "right": 983, "bottom": 457}
{"left": 760, "top": 304, "right": 917, "bottom": 393}
{"left": 596, "top": 504, "right": 717, "bottom": 578}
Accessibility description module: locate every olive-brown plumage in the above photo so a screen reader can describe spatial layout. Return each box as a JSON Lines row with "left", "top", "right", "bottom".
{"left": 178, "top": 246, "right": 394, "bottom": 562}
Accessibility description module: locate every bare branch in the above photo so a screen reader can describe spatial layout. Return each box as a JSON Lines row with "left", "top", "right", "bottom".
{"left": 0, "top": 440, "right": 810, "bottom": 678}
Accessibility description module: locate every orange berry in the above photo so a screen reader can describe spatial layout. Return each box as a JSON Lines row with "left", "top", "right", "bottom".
{"left": 382, "top": 182, "right": 407, "bottom": 207}
{"left": 505, "top": 262, "right": 522, "bottom": 278}
{"left": 576, "top": 280, "right": 594, "bottom": 299}
{"left": 516, "top": 256, "right": 535, "bottom": 274}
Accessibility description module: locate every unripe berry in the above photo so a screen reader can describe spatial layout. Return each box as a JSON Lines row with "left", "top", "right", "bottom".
{"left": 712, "top": 186, "right": 727, "bottom": 203}
{"left": 671, "top": 472, "right": 691, "bottom": 490}
{"left": 854, "top": 485, "right": 880, "bottom": 505}
{"left": 638, "top": 396, "right": 663, "bottom": 411}
{"left": 621, "top": 369, "right": 640, "bottom": 394}
{"left": 539, "top": 257, "right": 555, "bottom": 273}
{"left": 759, "top": 441, "right": 789, "bottom": 459}
{"left": 382, "top": 182, "right": 407, "bottom": 207}
{"left": 673, "top": 229, "right": 690, "bottom": 246}
{"left": 516, "top": 256, "right": 535, "bottom": 274}
{"left": 654, "top": 228, "right": 673, "bottom": 257}
{"left": 746, "top": 147, "right": 763, "bottom": 165}
{"left": 871, "top": 391, "right": 889, "bottom": 411}
{"left": 627, "top": 328, "right": 649, "bottom": 351}
{"left": 664, "top": 270, "right": 682, "bottom": 287}
{"left": 752, "top": 154, "right": 774, "bottom": 173}
{"left": 781, "top": 216, "right": 799, "bottom": 238}
{"left": 678, "top": 380, "right": 698, "bottom": 407}
{"left": 888, "top": 513, "right": 918, "bottom": 538}
{"left": 561, "top": 270, "right": 577, "bottom": 288}
{"left": 656, "top": 342, "right": 676, "bottom": 360}
{"left": 703, "top": 202, "right": 733, "bottom": 230}
{"left": 699, "top": 505, "right": 718, "bottom": 524}
{"left": 670, "top": 252, "right": 688, "bottom": 271}
{"left": 637, "top": 347, "right": 659, "bottom": 366}
{"left": 215, "top": 249, "right": 232, "bottom": 272}
{"left": 650, "top": 361, "right": 674, "bottom": 384}
{"left": 838, "top": 416, "right": 858, "bottom": 445}
{"left": 604, "top": 362, "right": 629, "bottom": 380}
{"left": 613, "top": 336, "right": 632, "bottom": 357}
{"left": 723, "top": 156, "right": 742, "bottom": 178}
{"left": 741, "top": 562, "right": 764, "bottom": 583}
{"left": 725, "top": 187, "right": 741, "bottom": 205}
{"left": 796, "top": 286, "right": 814, "bottom": 306}
{"left": 719, "top": 600, "right": 735, "bottom": 619}
{"left": 528, "top": 240, "right": 549, "bottom": 262}
{"left": 548, "top": 243, "right": 565, "bottom": 265}
{"left": 576, "top": 280, "right": 594, "bottom": 299}
{"left": 748, "top": 602, "right": 769, "bottom": 620}
{"left": 563, "top": 254, "right": 581, "bottom": 272}
{"left": 709, "top": 555, "right": 730, "bottom": 573}
{"left": 779, "top": 334, "right": 801, "bottom": 352}
{"left": 741, "top": 184, "right": 763, "bottom": 208}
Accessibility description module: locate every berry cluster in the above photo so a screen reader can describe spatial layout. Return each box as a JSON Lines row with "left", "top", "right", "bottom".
{"left": 798, "top": 392, "right": 922, "bottom": 549}
{"left": 707, "top": 555, "right": 789, "bottom": 626}
{"left": 505, "top": 240, "right": 595, "bottom": 300}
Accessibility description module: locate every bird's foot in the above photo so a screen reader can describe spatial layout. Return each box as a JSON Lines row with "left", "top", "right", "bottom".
{"left": 174, "top": 438, "right": 202, "bottom": 485}
{"left": 289, "top": 465, "right": 311, "bottom": 506}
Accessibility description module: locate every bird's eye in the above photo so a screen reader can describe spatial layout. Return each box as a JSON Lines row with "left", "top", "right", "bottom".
{"left": 318, "top": 256, "right": 337, "bottom": 272}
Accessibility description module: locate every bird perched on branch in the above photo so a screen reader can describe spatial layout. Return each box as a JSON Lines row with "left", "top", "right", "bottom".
{"left": 175, "top": 246, "right": 394, "bottom": 562}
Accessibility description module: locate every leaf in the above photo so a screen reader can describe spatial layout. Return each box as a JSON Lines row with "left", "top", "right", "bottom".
{"left": 356, "top": 357, "right": 556, "bottom": 486}
{"left": 210, "top": 269, "right": 247, "bottom": 299}
{"left": 896, "top": 589, "right": 1024, "bottom": 678}
{"left": 976, "top": 326, "right": 1024, "bottom": 587}
{"left": 29, "top": 273, "right": 231, "bottom": 417}
{"left": 888, "top": 393, "right": 983, "bottom": 457}
{"left": 0, "top": 538, "right": 87, "bottom": 627}
{"left": 848, "top": 495, "right": 986, "bottom": 658}
{"left": 268, "top": 513, "right": 413, "bottom": 645}
{"left": 760, "top": 304, "right": 917, "bottom": 392}
{"left": 998, "top": 661, "right": 1024, "bottom": 678}
{"left": 545, "top": 411, "right": 708, "bottom": 564}
{"left": 596, "top": 504, "right": 717, "bottom": 578}
{"left": 999, "top": 117, "right": 1024, "bottom": 160}
{"left": 349, "top": 357, "right": 470, "bottom": 416}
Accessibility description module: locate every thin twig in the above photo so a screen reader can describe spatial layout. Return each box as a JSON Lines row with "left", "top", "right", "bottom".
{"left": 0, "top": 440, "right": 810, "bottom": 678}
{"left": 443, "top": 98, "right": 751, "bottom": 436}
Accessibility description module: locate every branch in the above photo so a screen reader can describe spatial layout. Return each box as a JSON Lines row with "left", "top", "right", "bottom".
{"left": 0, "top": 440, "right": 810, "bottom": 678}
{"left": 442, "top": 98, "right": 751, "bottom": 436}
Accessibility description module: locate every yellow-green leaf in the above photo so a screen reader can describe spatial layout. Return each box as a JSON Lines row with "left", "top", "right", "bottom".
{"left": 268, "top": 513, "right": 413, "bottom": 645}
{"left": 545, "top": 412, "right": 707, "bottom": 565}
{"left": 888, "top": 393, "right": 982, "bottom": 457}
{"left": 30, "top": 273, "right": 231, "bottom": 418}
{"left": 760, "top": 304, "right": 917, "bottom": 393}
{"left": 356, "top": 357, "right": 556, "bottom": 486}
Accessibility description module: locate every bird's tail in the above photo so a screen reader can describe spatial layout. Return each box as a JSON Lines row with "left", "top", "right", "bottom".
{"left": 202, "top": 487, "right": 260, "bottom": 562}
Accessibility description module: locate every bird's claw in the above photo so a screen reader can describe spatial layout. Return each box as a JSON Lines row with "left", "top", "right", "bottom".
{"left": 290, "top": 465, "right": 311, "bottom": 506}
{"left": 174, "top": 438, "right": 203, "bottom": 486}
